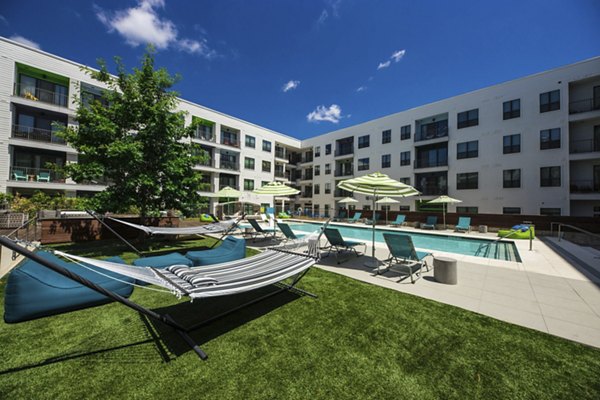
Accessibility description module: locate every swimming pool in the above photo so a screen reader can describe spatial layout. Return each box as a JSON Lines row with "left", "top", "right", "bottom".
{"left": 288, "top": 222, "right": 521, "bottom": 262}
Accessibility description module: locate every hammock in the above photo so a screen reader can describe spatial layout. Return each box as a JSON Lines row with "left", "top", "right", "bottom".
{"left": 106, "top": 216, "right": 239, "bottom": 236}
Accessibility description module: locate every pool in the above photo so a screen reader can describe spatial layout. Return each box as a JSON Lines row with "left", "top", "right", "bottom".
{"left": 288, "top": 222, "right": 521, "bottom": 262}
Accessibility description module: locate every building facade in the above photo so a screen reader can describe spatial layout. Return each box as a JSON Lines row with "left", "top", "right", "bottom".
{"left": 1, "top": 37, "right": 599, "bottom": 217}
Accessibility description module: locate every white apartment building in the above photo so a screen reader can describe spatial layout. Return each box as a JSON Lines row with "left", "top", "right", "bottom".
{"left": 1, "top": 37, "right": 599, "bottom": 217}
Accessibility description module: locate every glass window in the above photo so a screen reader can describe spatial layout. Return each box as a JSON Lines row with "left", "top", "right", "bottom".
{"left": 358, "top": 135, "right": 370, "bottom": 149}
{"left": 503, "top": 99, "right": 520, "bottom": 119}
{"left": 244, "top": 157, "right": 255, "bottom": 170}
{"left": 503, "top": 207, "right": 521, "bottom": 215}
{"left": 381, "top": 154, "right": 391, "bottom": 168}
{"left": 540, "top": 128, "right": 561, "bottom": 149}
{"left": 314, "top": 165, "right": 320, "bottom": 176}
{"left": 399, "top": 177, "right": 410, "bottom": 185}
{"left": 262, "top": 160, "right": 271, "bottom": 172}
{"left": 244, "top": 179, "right": 254, "bottom": 191}
{"left": 540, "top": 208, "right": 561, "bottom": 216}
{"left": 457, "top": 172, "right": 478, "bottom": 189}
{"left": 456, "top": 206, "right": 478, "bottom": 214}
{"left": 325, "top": 163, "right": 331, "bottom": 174}
{"left": 540, "top": 166, "right": 561, "bottom": 187}
{"left": 315, "top": 146, "right": 320, "bottom": 157}
{"left": 540, "top": 90, "right": 560, "bottom": 113}
{"left": 457, "top": 141, "right": 478, "bottom": 159}
{"left": 457, "top": 109, "right": 479, "bottom": 129}
{"left": 358, "top": 157, "right": 370, "bottom": 171}
{"left": 503, "top": 169, "right": 521, "bottom": 188}
{"left": 401, "top": 125, "right": 411, "bottom": 140}
{"left": 399, "top": 205, "right": 410, "bottom": 211}
{"left": 262, "top": 140, "right": 272, "bottom": 152}
{"left": 400, "top": 151, "right": 410, "bottom": 166}
{"left": 324, "top": 182, "right": 331, "bottom": 194}
{"left": 382, "top": 129, "right": 391, "bottom": 144}
{"left": 325, "top": 144, "right": 331, "bottom": 155}
{"left": 503, "top": 134, "right": 521, "bottom": 154}
{"left": 314, "top": 184, "right": 320, "bottom": 195}
{"left": 245, "top": 135, "right": 255, "bottom": 148}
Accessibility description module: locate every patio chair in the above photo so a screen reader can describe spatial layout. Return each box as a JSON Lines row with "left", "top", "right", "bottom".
{"left": 421, "top": 216, "right": 437, "bottom": 230}
{"left": 323, "top": 228, "right": 367, "bottom": 264}
{"left": 333, "top": 210, "right": 347, "bottom": 222}
{"left": 364, "top": 212, "right": 381, "bottom": 225}
{"left": 277, "top": 222, "right": 306, "bottom": 242}
{"left": 454, "top": 216, "right": 471, "bottom": 233}
{"left": 347, "top": 212, "right": 362, "bottom": 223}
{"left": 12, "top": 168, "right": 28, "bottom": 181}
{"left": 378, "top": 233, "right": 433, "bottom": 283}
{"left": 247, "top": 218, "right": 277, "bottom": 241}
{"left": 390, "top": 214, "right": 406, "bottom": 227}
{"left": 36, "top": 171, "right": 51, "bottom": 182}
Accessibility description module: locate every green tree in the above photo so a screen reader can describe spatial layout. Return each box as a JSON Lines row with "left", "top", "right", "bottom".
{"left": 58, "top": 48, "right": 207, "bottom": 218}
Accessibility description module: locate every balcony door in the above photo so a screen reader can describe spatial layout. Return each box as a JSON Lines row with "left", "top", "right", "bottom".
{"left": 594, "top": 86, "right": 600, "bottom": 110}
{"left": 594, "top": 165, "right": 600, "bottom": 192}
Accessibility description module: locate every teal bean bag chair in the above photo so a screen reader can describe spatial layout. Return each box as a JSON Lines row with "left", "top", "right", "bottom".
{"left": 185, "top": 236, "right": 246, "bottom": 266}
{"left": 4, "top": 251, "right": 134, "bottom": 324}
{"left": 132, "top": 252, "right": 193, "bottom": 269}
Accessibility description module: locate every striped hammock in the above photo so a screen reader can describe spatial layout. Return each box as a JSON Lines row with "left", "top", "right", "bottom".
{"left": 106, "top": 216, "right": 239, "bottom": 236}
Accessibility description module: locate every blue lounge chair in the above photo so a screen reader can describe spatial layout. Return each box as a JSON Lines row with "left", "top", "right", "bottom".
{"left": 37, "top": 171, "right": 51, "bottom": 182}
{"left": 185, "top": 236, "right": 246, "bottom": 266}
{"left": 333, "top": 210, "right": 347, "bottom": 222}
{"left": 364, "top": 212, "right": 381, "bottom": 225}
{"left": 323, "top": 228, "right": 367, "bottom": 264}
{"left": 390, "top": 214, "right": 406, "bottom": 227}
{"left": 455, "top": 217, "right": 471, "bottom": 233}
{"left": 277, "top": 222, "right": 306, "bottom": 242}
{"left": 247, "top": 218, "right": 277, "bottom": 240}
{"left": 379, "top": 233, "right": 433, "bottom": 283}
{"left": 347, "top": 212, "right": 362, "bottom": 223}
{"left": 421, "top": 216, "right": 437, "bottom": 230}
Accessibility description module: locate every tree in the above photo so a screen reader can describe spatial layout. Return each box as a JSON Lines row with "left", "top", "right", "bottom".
{"left": 59, "top": 48, "right": 207, "bottom": 218}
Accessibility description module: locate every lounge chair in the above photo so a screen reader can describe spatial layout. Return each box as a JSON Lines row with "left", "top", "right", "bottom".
{"left": 333, "top": 210, "right": 347, "bottom": 222}
{"left": 323, "top": 228, "right": 367, "bottom": 264}
{"left": 364, "top": 212, "right": 381, "bottom": 225}
{"left": 378, "top": 233, "right": 433, "bottom": 283}
{"left": 247, "top": 218, "right": 277, "bottom": 241}
{"left": 36, "top": 171, "right": 51, "bottom": 182}
{"left": 12, "top": 168, "right": 27, "bottom": 181}
{"left": 421, "top": 216, "right": 437, "bottom": 230}
{"left": 390, "top": 214, "right": 406, "bottom": 227}
{"left": 277, "top": 222, "right": 306, "bottom": 242}
{"left": 347, "top": 212, "right": 362, "bottom": 223}
{"left": 454, "top": 217, "right": 471, "bottom": 233}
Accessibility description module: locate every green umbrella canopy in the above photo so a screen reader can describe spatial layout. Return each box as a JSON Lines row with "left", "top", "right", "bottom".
{"left": 212, "top": 186, "right": 242, "bottom": 198}
{"left": 427, "top": 195, "right": 462, "bottom": 204}
{"left": 338, "top": 197, "right": 359, "bottom": 204}
{"left": 375, "top": 197, "right": 400, "bottom": 204}
{"left": 252, "top": 181, "right": 300, "bottom": 196}
{"left": 337, "top": 172, "right": 420, "bottom": 197}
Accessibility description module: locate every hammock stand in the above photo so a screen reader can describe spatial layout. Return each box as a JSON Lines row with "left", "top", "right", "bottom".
{"left": 0, "top": 236, "right": 317, "bottom": 362}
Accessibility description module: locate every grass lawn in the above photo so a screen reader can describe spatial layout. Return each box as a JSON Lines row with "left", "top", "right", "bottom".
{"left": 1, "top": 238, "right": 599, "bottom": 399}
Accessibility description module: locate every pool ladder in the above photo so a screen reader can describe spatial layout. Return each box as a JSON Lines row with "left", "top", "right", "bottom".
{"left": 475, "top": 231, "right": 518, "bottom": 261}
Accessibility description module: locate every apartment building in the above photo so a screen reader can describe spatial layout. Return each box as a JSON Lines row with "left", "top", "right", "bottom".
{"left": 1, "top": 37, "right": 599, "bottom": 217}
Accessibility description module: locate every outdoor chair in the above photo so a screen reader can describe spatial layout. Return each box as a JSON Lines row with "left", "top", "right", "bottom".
{"left": 323, "top": 228, "right": 367, "bottom": 264}
{"left": 378, "top": 233, "right": 433, "bottom": 283}
{"left": 347, "top": 212, "right": 362, "bottom": 223}
{"left": 247, "top": 218, "right": 277, "bottom": 241}
{"left": 36, "top": 171, "right": 51, "bottom": 182}
{"left": 421, "top": 216, "right": 437, "bottom": 230}
{"left": 333, "top": 210, "right": 347, "bottom": 222}
{"left": 390, "top": 214, "right": 406, "bottom": 227}
{"left": 12, "top": 168, "right": 27, "bottom": 181}
{"left": 454, "top": 216, "right": 471, "bottom": 233}
{"left": 277, "top": 222, "right": 306, "bottom": 242}
{"left": 364, "top": 212, "right": 381, "bottom": 225}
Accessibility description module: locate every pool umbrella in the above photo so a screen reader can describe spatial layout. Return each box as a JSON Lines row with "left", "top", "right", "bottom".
{"left": 427, "top": 195, "right": 462, "bottom": 229}
{"left": 253, "top": 181, "right": 300, "bottom": 220}
{"left": 338, "top": 172, "right": 419, "bottom": 267}
{"left": 338, "top": 197, "right": 358, "bottom": 220}
{"left": 375, "top": 196, "right": 399, "bottom": 224}
{"left": 212, "top": 186, "right": 241, "bottom": 216}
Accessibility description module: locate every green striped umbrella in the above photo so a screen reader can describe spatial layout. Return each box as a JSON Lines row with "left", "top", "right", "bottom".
{"left": 376, "top": 196, "right": 399, "bottom": 225}
{"left": 427, "top": 195, "right": 462, "bottom": 229}
{"left": 212, "top": 186, "right": 242, "bottom": 216}
{"left": 337, "top": 172, "right": 419, "bottom": 267}
{"left": 253, "top": 181, "right": 300, "bottom": 217}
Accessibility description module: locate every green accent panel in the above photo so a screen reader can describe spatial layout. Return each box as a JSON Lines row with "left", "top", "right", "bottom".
{"left": 16, "top": 63, "right": 69, "bottom": 87}
{"left": 192, "top": 116, "right": 215, "bottom": 127}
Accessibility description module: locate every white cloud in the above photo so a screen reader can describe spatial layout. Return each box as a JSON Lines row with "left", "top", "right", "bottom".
{"left": 307, "top": 104, "right": 343, "bottom": 124}
{"left": 317, "top": 0, "right": 342, "bottom": 24}
{"left": 9, "top": 35, "right": 40, "bottom": 49}
{"left": 282, "top": 80, "right": 300, "bottom": 92}
{"left": 391, "top": 49, "right": 406, "bottom": 62}
{"left": 96, "top": 0, "right": 216, "bottom": 58}
{"left": 377, "top": 60, "right": 391, "bottom": 70}
{"left": 356, "top": 86, "right": 366, "bottom": 92}
{"left": 329, "top": 0, "right": 343, "bottom": 17}
{"left": 0, "top": 15, "right": 8, "bottom": 25}
{"left": 317, "top": 9, "right": 329, "bottom": 25}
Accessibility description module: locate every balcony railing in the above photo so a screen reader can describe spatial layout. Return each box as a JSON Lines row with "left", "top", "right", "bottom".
{"left": 335, "top": 147, "right": 353, "bottom": 157}
{"left": 334, "top": 169, "right": 353, "bottom": 177}
{"left": 198, "top": 158, "right": 215, "bottom": 167}
{"left": 301, "top": 191, "right": 313, "bottom": 198}
{"left": 220, "top": 137, "right": 240, "bottom": 148}
{"left": 193, "top": 130, "right": 215, "bottom": 142}
{"left": 570, "top": 139, "right": 600, "bottom": 154}
{"left": 569, "top": 98, "right": 600, "bottom": 114}
{"left": 415, "top": 121, "right": 449, "bottom": 142}
{"left": 414, "top": 159, "right": 448, "bottom": 169}
{"left": 275, "top": 148, "right": 287, "bottom": 159}
{"left": 14, "top": 83, "right": 68, "bottom": 107}
{"left": 219, "top": 184, "right": 239, "bottom": 190}
{"left": 9, "top": 166, "right": 64, "bottom": 183}
{"left": 334, "top": 189, "right": 353, "bottom": 197}
{"left": 220, "top": 161, "right": 239, "bottom": 171}
{"left": 301, "top": 173, "right": 313, "bottom": 180}
{"left": 11, "top": 124, "right": 66, "bottom": 145}
{"left": 275, "top": 171, "right": 285, "bottom": 178}
{"left": 570, "top": 180, "right": 600, "bottom": 193}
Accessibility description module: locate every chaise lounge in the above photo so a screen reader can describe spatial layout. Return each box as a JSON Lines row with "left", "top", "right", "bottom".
{"left": 378, "top": 233, "right": 433, "bottom": 283}
{"left": 421, "top": 216, "right": 437, "bottom": 230}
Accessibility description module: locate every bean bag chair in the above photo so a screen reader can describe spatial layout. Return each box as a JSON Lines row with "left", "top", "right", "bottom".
{"left": 200, "top": 214, "right": 216, "bottom": 222}
{"left": 4, "top": 251, "right": 134, "bottom": 324}
{"left": 497, "top": 225, "right": 535, "bottom": 239}
{"left": 185, "top": 236, "right": 246, "bottom": 266}
{"left": 132, "top": 252, "right": 193, "bottom": 269}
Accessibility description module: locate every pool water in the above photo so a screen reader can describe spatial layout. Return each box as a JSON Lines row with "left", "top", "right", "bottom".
{"left": 288, "top": 222, "right": 521, "bottom": 262}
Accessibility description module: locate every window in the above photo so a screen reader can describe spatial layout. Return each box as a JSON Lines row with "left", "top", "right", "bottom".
{"left": 358, "top": 157, "right": 370, "bottom": 171}
{"left": 540, "top": 166, "right": 561, "bottom": 187}
{"left": 245, "top": 135, "right": 255, "bottom": 148}
{"left": 457, "top": 109, "right": 479, "bottom": 129}
{"left": 593, "top": 206, "right": 600, "bottom": 218}
{"left": 400, "top": 151, "right": 411, "bottom": 166}
{"left": 243, "top": 179, "right": 254, "bottom": 191}
{"left": 315, "top": 146, "right": 321, "bottom": 157}
{"left": 456, "top": 206, "right": 478, "bottom": 214}
{"left": 400, "top": 125, "right": 411, "bottom": 140}
{"left": 325, "top": 163, "right": 331, "bottom": 175}
{"left": 503, "top": 134, "right": 521, "bottom": 154}
{"left": 262, "top": 160, "right": 271, "bottom": 172}
{"left": 324, "top": 183, "right": 331, "bottom": 194}
{"left": 540, "top": 128, "right": 561, "bottom": 149}
{"left": 244, "top": 157, "right": 255, "bottom": 170}
{"left": 382, "top": 129, "right": 391, "bottom": 144}
{"left": 540, "top": 89, "right": 560, "bottom": 112}
{"left": 503, "top": 169, "right": 521, "bottom": 188}
{"left": 262, "top": 140, "right": 272, "bottom": 152}
{"left": 457, "top": 141, "right": 478, "bottom": 159}
{"left": 325, "top": 144, "right": 332, "bottom": 155}
{"left": 261, "top": 181, "right": 269, "bottom": 187}
{"left": 457, "top": 172, "right": 478, "bottom": 189}
{"left": 399, "top": 177, "right": 410, "bottom": 185}
{"left": 314, "top": 184, "right": 320, "bottom": 195}
{"left": 399, "top": 205, "right": 410, "bottom": 211}
{"left": 314, "top": 165, "right": 320, "bottom": 176}
{"left": 540, "top": 208, "right": 561, "bottom": 216}
{"left": 358, "top": 135, "right": 370, "bottom": 149}
{"left": 503, "top": 99, "right": 520, "bottom": 119}
{"left": 381, "top": 154, "right": 391, "bottom": 168}
{"left": 503, "top": 207, "right": 521, "bottom": 215}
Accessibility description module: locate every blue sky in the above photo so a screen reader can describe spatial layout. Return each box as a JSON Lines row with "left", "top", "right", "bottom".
{"left": 1, "top": 0, "right": 599, "bottom": 139}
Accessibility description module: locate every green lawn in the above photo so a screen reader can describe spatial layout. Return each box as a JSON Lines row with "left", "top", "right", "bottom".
{"left": 1, "top": 239, "right": 599, "bottom": 399}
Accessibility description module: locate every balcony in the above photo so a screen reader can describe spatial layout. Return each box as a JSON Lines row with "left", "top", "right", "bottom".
{"left": 570, "top": 139, "right": 600, "bottom": 154}
{"left": 301, "top": 190, "right": 313, "bottom": 198}
{"left": 198, "top": 158, "right": 215, "bottom": 168}
{"left": 335, "top": 146, "right": 354, "bottom": 157}
{"left": 334, "top": 169, "right": 353, "bottom": 177}
{"left": 193, "top": 129, "right": 215, "bottom": 142}
{"left": 14, "top": 82, "right": 68, "bottom": 108}
{"left": 219, "top": 184, "right": 239, "bottom": 191}
{"left": 301, "top": 173, "right": 313, "bottom": 181}
{"left": 415, "top": 120, "right": 448, "bottom": 142}
{"left": 12, "top": 124, "right": 66, "bottom": 145}
{"left": 9, "top": 166, "right": 64, "bottom": 183}
{"left": 334, "top": 189, "right": 353, "bottom": 198}
{"left": 275, "top": 148, "right": 287, "bottom": 159}
{"left": 274, "top": 170, "right": 286, "bottom": 178}
{"left": 570, "top": 180, "right": 599, "bottom": 193}
{"left": 414, "top": 159, "right": 448, "bottom": 169}
{"left": 220, "top": 161, "right": 239, "bottom": 171}
{"left": 569, "top": 98, "right": 600, "bottom": 114}
{"left": 220, "top": 138, "right": 240, "bottom": 148}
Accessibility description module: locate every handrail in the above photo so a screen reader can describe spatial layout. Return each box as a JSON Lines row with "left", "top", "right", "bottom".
{"left": 550, "top": 222, "right": 600, "bottom": 242}
{"left": 5, "top": 215, "right": 38, "bottom": 242}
